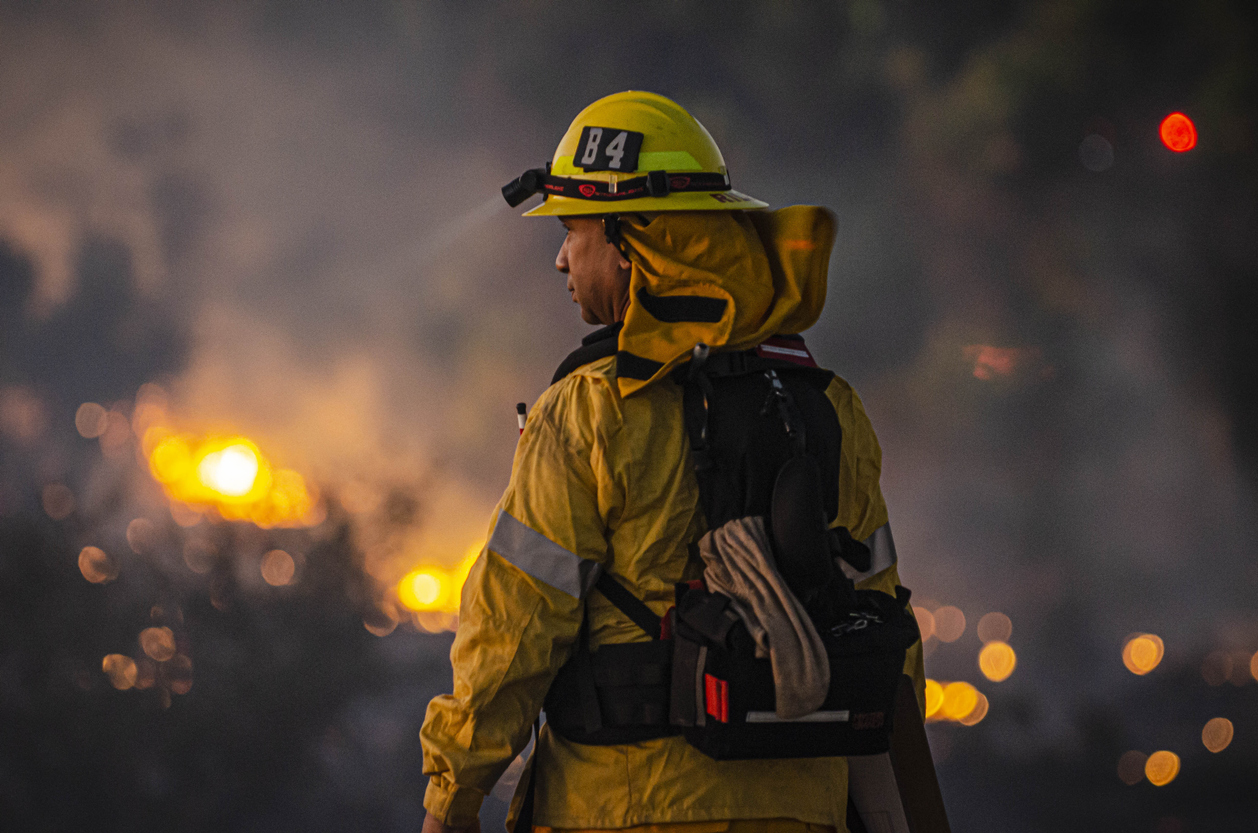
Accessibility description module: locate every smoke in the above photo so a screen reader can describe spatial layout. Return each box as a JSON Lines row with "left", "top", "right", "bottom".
{"left": 0, "top": 4, "right": 584, "bottom": 593}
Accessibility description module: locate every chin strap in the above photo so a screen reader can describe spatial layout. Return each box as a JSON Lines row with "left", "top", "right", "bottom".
{"left": 603, "top": 215, "right": 623, "bottom": 247}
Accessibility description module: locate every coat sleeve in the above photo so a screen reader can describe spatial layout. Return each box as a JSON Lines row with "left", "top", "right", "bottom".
{"left": 420, "top": 378, "right": 615, "bottom": 826}
{"left": 826, "top": 377, "right": 927, "bottom": 713}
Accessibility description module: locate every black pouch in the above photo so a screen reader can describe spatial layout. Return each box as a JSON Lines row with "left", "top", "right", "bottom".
{"left": 669, "top": 582, "right": 919, "bottom": 759}
{"left": 543, "top": 575, "right": 679, "bottom": 745}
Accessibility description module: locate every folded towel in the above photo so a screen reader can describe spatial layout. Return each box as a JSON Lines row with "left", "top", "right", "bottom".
{"left": 698, "top": 515, "right": 829, "bottom": 719}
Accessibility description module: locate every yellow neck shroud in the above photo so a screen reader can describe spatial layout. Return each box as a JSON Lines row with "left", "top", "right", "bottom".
{"left": 616, "top": 206, "right": 837, "bottom": 397}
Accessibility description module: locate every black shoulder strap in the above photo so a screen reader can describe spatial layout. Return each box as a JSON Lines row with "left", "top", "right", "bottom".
{"left": 595, "top": 572, "right": 662, "bottom": 640}
{"left": 551, "top": 322, "right": 623, "bottom": 384}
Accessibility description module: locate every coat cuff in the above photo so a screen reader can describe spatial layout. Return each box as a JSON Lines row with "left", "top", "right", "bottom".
{"left": 424, "top": 775, "right": 485, "bottom": 827}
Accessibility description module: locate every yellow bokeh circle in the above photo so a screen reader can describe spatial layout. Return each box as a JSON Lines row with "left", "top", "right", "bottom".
{"left": 1144, "top": 750, "right": 1180, "bottom": 786}
{"left": 978, "top": 641, "right": 1017, "bottom": 682}
{"left": 1122, "top": 633, "right": 1164, "bottom": 675}
{"left": 940, "top": 681, "right": 980, "bottom": 721}
{"left": 923, "top": 678, "right": 945, "bottom": 720}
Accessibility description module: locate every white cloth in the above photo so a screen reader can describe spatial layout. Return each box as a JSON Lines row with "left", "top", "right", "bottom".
{"left": 698, "top": 515, "right": 829, "bottom": 719}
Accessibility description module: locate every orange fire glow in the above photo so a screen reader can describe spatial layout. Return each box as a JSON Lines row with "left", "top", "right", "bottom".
{"left": 963, "top": 344, "right": 1043, "bottom": 381}
{"left": 392, "top": 540, "right": 482, "bottom": 631}
{"left": 142, "top": 427, "right": 322, "bottom": 528}
{"left": 130, "top": 383, "right": 321, "bottom": 527}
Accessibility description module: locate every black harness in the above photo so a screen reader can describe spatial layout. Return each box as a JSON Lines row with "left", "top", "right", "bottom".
{"left": 541, "top": 328, "right": 919, "bottom": 760}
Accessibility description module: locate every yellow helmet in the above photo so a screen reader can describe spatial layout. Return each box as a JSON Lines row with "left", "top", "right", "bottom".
{"left": 502, "top": 91, "right": 768, "bottom": 216}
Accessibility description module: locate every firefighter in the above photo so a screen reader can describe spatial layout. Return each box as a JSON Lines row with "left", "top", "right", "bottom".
{"left": 420, "top": 91, "right": 927, "bottom": 833}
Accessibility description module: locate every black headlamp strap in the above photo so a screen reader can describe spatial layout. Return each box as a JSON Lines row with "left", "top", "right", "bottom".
{"left": 502, "top": 167, "right": 731, "bottom": 207}
{"left": 540, "top": 170, "right": 729, "bottom": 201}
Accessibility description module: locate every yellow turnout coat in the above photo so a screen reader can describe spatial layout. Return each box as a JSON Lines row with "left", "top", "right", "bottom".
{"left": 421, "top": 208, "right": 925, "bottom": 831}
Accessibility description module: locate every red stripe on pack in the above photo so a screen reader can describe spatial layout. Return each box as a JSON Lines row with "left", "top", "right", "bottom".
{"left": 705, "top": 674, "right": 730, "bottom": 722}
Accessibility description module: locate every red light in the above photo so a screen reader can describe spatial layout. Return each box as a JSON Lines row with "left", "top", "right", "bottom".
{"left": 1160, "top": 113, "right": 1197, "bottom": 152}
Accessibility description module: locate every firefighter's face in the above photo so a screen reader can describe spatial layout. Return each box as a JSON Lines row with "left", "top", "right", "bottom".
{"left": 555, "top": 217, "right": 632, "bottom": 326}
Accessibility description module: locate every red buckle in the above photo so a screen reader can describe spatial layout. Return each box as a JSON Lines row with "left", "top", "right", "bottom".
{"left": 704, "top": 673, "right": 729, "bottom": 723}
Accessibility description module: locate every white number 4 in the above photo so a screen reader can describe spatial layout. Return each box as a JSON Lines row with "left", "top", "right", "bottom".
{"left": 605, "top": 131, "right": 628, "bottom": 169}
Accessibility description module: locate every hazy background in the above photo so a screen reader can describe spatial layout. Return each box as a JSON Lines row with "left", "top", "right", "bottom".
{"left": 1, "top": 1, "right": 1256, "bottom": 831}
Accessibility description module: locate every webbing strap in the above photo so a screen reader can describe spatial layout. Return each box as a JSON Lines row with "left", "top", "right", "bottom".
{"left": 595, "top": 572, "right": 662, "bottom": 640}
{"left": 551, "top": 323, "right": 622, "bottom": 384}
{"left": 574, "top": 609, "right": 603, "bottom": 734}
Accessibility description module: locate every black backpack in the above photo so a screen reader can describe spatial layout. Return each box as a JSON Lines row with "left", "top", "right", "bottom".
{"left": 542, "top": 334, "right": 920, "bottom": 760}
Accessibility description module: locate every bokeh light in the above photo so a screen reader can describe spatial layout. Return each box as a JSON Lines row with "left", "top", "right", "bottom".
{"left": 169, "top": 501, "right": 204, "bottom": 527}
{"left": 134, "top": 658, "right": 157, "bottom": 690}
{"left": 1202, "top": 650, "right": 1233, "bottom": 686}
{"left": 399, "top": 571, "right": 442, "bottom": 609}
{"left": 363, "top": 607, "right": 400, "bottom": 637}
{"left": 1122, "top": 633, "right": 1164, "bottom": 675}
{"left": 98, "top": 410, "right": 133, "bottom": 455}
{"left": 957, "top": 691, "right": 989, "bottom": 726}
{"left": 1202, "top": 717, "right": 1234, "bottom": 753}
{"left": 940, "top": 681, "right": 980, "bottom": 721}
{"left": 1117, "top": 750, "right": 1148, "bottom": 786}
{"left": 75, "top": 402, "right": 109, "bottom": 438}
{"left": 976, "top": 612, "right": 1012, "bottom": 644}
{"left": 167, "top": 654, "right": 194, "bottom": 695}
{"left": 924, "top": 678, "right": 944, "bottom": 720}
{"left": 1079, "top": 133, "right": 1115, "bottom": 171}
{"left": 78, "top": 546, "right": 118, "bottom": 583}
{"left": 140, "top": 626, "right": 176, "bottom": 662}
{"left": 126, "top": 518, "right": 157, "bottom": 555}
{"left": 102, "top": 654, "right": 138, "bottom": 690}
{"left": 183, "top": 540, "right": 215, "bottom": 574}
{"left": 1251, "top": 651, "right": 1258, "bottom": 683}
{"left": 1145, "top": 750, "right": 1181, "bottom": 786}
{"left": 144, "top": 427, "right": 321, "bottom": 528}
{"left": 978, "top": 641, "right": 1017, "bottom": 682}
{"left": 933, "top": 606, "right": 966, "bottom": 642}
{"left": 1160, "top": 112, "right": 1197, "bottom": 152}
{"left": 261, "top": 549, "right": 296, "bottom": 586}
{"left": 198, "top": 443, "right": 259, "bottom": 496}
{"left": 41, "top": 482, "right": 75, "bottom": 519}
{"left": 964, "top": 345, "right": 1028, "bottom": 380}
{"left": 393, "top": 541, "right": 481, "bottom": 627}
{"left": 913, "top": 606, "right": 936, "bottom": 641}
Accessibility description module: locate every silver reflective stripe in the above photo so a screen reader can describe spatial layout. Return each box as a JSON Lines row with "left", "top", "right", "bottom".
{"left": 745, "top": 710, "right": 850, "bottom": 723}
{"left": 487, "top": 509, "right": 601, "bottom": 599}
{"left": 758, "top": 343, "right": 810, "bottom": 359}
{"left": 838, "top": 522, "right": 898, "bottom": 583}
